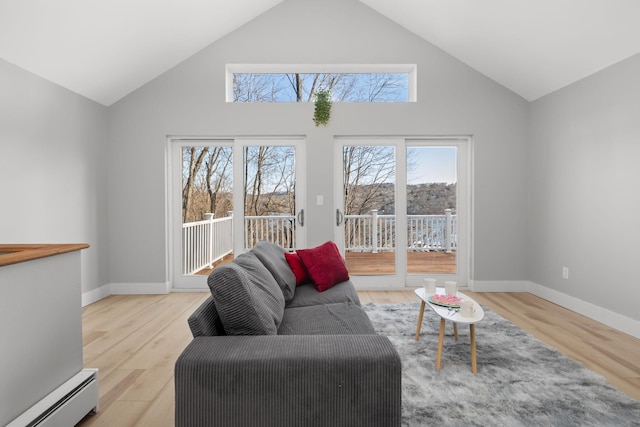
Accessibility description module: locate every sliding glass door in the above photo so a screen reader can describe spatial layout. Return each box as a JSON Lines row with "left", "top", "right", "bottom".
{"left": 169, "top": 137, "right": 306, "bottom": 290}
{"left": 335, "top": 137, "right": 469, "bottom": 289}
{"left": 238, "top": 140, "right": 305, "bottom": 254}
{"left": 339, "top": 142, "right": 398, "bottom": 277}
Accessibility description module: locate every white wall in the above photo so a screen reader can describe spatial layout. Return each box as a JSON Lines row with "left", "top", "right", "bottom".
{"left": 3, "top": 0, "right": 635, "bottom": 331}
{"left": 528, "top": 52, "right": 640, "bottom": 322}
{"left": 107, "top": 0, "right": 529, "bottom": 289}
{"left": 0, "top": 58, "right": 109, "bottom": 296}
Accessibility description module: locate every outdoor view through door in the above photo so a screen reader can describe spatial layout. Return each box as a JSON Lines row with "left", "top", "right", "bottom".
{"left": 340, "top": 143, "right": 459, "bottom": 278}
{"left": 242, "top": 145, "right": 298, "bottom": 251}
{"left": 342, "top": 145, "right": 396, "bottom": 275}
{"left": 173, "top": 137, "right": 462, "bottom": 288}
{"left": 179, "top": 142, "right": 299, "bottom": 279}
{"left": 181, "top": 145, "right": 234, "bottom": 277}
{"left": 406, "top": 146, "right": 457, "bottom": 274}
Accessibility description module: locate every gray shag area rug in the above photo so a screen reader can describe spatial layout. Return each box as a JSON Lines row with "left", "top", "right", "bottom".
{"left": 362, "top": 302, "right": 640, "bottom": 427}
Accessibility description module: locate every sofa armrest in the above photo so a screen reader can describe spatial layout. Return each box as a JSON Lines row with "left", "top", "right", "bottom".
{"left": 175, "top": 334, "right": 401, "bottom": 427}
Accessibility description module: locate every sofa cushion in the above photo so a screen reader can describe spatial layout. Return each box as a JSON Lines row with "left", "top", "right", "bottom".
{"left": 296, "top": 241, "right": 350, "bottom": 292}
{"left": 286, "top": 280, "right": 361, "bottom": 308}
{"left": 284, "top": 252, "right": 310, "bottom": 286}
{"left": 208, "top": 252, "right": 284, "bottom": 335}
{"left": 251, "top": 241, "right": 297, "bottom": 302}
{"left": 187, "top": 296, "right": 225, "bottom": 337}
{"left": 278, "top": 302, "right": 375, "bottom": 335}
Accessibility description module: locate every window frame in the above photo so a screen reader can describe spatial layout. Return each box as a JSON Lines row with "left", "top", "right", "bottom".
{"left": 225, "top": 64, "right": 417, "bottom": 103}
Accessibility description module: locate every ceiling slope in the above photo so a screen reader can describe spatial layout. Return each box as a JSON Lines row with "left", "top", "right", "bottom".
{"left": 361, "top": 0, "right": 640, "bottom": 100}
{"left": 0, "top": 0, "right": 284, "bottom": 106}
{"left": 1, "top": 0, "right": 640, "bottom": 105}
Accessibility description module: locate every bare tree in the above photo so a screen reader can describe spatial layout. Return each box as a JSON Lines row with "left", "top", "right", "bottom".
{"left": 187, "top": 69, "right": 408, "bottom": 214}
{"left": 205, "top": 147, "right": 232, "bottom": 217}
{"left": 234, "top": 72, "right": 407, "bottom": 103}
{"left": 343, "top": 145, "right": 396, "bottom": 215}
{"left": 244, "top": 146, "right": 264, "bottom": 215}
{"left": 241, "top": 145, "right": 296, "bottom": 248}
{"left": 233, "top": 73, "right": 282, "bottom": 102}
{"left": 353, "top": 73, "right": 408, "bottom": 102}
{"left": 243, "top": 146, "right": 295, "bottom": 216}
{"left": 182, "top": 147, "right": 209, "bottom": 222}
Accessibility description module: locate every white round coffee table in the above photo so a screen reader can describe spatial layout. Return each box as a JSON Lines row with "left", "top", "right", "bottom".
{"left": 414, "top": 287, "right": 485, "bottom": 374}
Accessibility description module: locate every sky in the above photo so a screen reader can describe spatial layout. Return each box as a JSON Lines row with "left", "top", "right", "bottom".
{"left": 407, "top": 146, "right": 457, "bottom": 184}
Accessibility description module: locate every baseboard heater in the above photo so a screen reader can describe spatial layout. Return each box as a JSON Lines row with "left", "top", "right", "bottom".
{"left": 7, "top": 369, "right": 99, "bottom": 427}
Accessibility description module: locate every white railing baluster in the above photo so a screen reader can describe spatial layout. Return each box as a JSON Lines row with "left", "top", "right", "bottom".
{"left": 341, "top": 211, "right": 457, "bottom": 253}
{"left": 371, "top": 210, "right": 378, "bottom": 253}
{"left": 445, "top": 209, "right": 452, "bottom": 253}
{"left": 182, "top": 215, "right": 234, "bottom": 275}
{"left": 242, "top": 215, "right": 296, "bottom": 252}
{"left": 182, "top": 211, "right": 457, "bottom": 274}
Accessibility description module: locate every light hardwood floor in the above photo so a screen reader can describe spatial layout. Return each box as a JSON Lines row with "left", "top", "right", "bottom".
{"left": 78, "top": 291, "right": 640, "bottom": 426}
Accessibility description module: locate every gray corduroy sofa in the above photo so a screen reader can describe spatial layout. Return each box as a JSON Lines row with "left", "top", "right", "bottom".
{"left": 175, "top": 241, "right": 402, "bottom": 427}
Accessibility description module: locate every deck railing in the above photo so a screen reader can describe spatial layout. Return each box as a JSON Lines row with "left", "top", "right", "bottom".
{"left": 407, "top": 209, "right": 456, "bottom": 252}
{"left": 182, "top": 214, "right": 233, "bottom": 275}
{"left": 244, "top": 215, "right": 296, "bottom": 251}
{"left": 181, "top": 213, "right": 295, "bottom": 275}
{"left": 182, "top": 210, "right": 455, "bottom": 274}
{"left": 344, "top": 209, "right": 457, "bottom": 253}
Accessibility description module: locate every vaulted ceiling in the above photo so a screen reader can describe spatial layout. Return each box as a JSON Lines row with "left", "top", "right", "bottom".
{"left": 2, "top": 0, "right": 639, "bottom": 106}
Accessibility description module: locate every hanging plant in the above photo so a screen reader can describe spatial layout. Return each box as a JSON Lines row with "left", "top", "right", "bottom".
{"left": 313, "top": 90, "right": 332, "bottom": 126}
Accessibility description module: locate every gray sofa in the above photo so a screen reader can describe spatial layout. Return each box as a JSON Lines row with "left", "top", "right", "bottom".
{"left": 175, "top": 241, "right": 402, "bottom": 427}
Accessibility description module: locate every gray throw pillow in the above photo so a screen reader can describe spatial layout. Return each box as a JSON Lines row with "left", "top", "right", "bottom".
{"left": 251, "top": 241, "right": 297, "bottom": 302}
{"left": 208, "top": 252, "right": 285, "bottom": 335}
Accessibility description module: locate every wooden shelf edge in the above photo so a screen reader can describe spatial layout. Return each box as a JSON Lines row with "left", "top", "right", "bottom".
{"left": 0, "top": 243, "right": 90, "bottom": 267}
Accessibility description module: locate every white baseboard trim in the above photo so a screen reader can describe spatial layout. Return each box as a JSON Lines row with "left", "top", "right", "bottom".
{"left": 472, "top": 280, "right": 640, "bottom": 340}
{"left": 110, "top": 282, "right": 170, "bottom": 295}
{"left": 82, "top": 284, "right": 112, "bottom": 307}
{"left": 82, "top": 282, "right": 170, "bottom": 306}
{"left": 527, "top": 282, "right": 640, "bottom": 340}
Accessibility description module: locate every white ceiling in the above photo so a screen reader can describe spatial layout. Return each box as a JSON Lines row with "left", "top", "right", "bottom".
{"left": 1, "top": 0, "right": 640, "bottom": 106}
{"left": 361, "top": 0, "right": 640, "bottom": 101}
{"left": 0, "top": 0, "right": 284, "bottom": 106}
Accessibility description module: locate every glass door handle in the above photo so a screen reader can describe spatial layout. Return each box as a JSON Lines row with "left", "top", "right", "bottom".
{"left": 297, "top": 209, "right": 304, "bottom": 227}
{"left": 336, "top": 209, "right": 344, "bottom": 226}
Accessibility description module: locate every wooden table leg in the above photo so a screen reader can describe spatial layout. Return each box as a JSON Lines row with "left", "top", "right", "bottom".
{"left": 436, "top": 318, "right": 446, "bottom": 371}
{"left": 414, "top": 301, "right": 426, "bottom": 341}
{"left": 453, "top": 322, "right": 459, "bottom": 341}
{"left": 470, "top": 323, "right": 477, "bottom": 374}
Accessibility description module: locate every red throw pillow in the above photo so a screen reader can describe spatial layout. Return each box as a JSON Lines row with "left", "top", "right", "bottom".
{"left": 296, "top": 241, "right": 350, "bottom": 292}
{"left": 284, "top": 252, "right": 310, "bottom": 286}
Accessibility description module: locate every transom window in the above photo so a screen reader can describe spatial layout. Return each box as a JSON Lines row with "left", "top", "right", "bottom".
{"left": 226, "top": 64, "right": 416, "bottom": 103}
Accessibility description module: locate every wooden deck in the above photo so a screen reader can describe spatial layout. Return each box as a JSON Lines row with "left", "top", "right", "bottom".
{"left": 345, "top": 251, "right": 456, "bottom": 275}
{"left": 195, "top": 253, "right": 233, "bottom": 276}
{"left": 196, "top": 251, "right": 456, "bottom": 275}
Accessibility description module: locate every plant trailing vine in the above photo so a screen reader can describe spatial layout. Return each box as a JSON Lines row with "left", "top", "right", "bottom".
{"left": 313, "top": 90, "right": 332, "bottom": 126}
